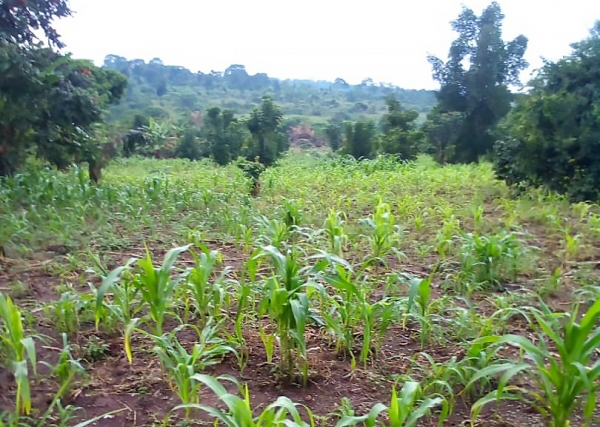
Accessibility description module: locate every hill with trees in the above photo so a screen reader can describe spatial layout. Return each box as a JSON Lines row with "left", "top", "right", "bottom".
{"left": 101, "top": 55, "right": 437, "bottom": 133}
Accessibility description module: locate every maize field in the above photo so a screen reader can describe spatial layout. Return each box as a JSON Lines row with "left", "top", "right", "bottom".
{"left": 0, "top": 153, "right": 599, "bottom": 427}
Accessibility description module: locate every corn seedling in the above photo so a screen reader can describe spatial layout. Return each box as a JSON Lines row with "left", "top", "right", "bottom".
{"left": 151, "top": 320, "right": 237, "bottom": 415}
{"left": 335, "top": 381, "right": 448, "bottom": 427}
{"left": 43, "top": 291, "right": 80, "bottom": 335}
{"left": 468, "top": 299, "right": 600, "bottom": 427}
{"left": 403, "top": 274, "right": 441, "bottom": 348}
{"left": 320, "top": 262, "right": 364, "bottom": 356}
{"left": 323, "top": 209, "right": 348, "bottom": 257}
{"left": 359, "top": 198, "right": 403, "bottom": 267}
{"left": 0, "top": 292, "right": 37, "bottom": 415}
{"left": 93, "top": 255, "right": 139, "bottom": 331}
{"left": 458, "top": 231, "right": 525, "bottom": 291}
{"left": 473, "top": 204, "right": 484, "bottom": 231}
{"left": 434, "top": 215, "right": 459, "bottom": 260}
{"left": 41, "top": 334, "right": 87, "bottom": 400}
{"left": 255, "top": 245, "right": 323, "bottom": 386}
{"left": 256, "top": 215, "right": 290, "bottom": 249}
{"left": 185, "top": 247, "right": 231, "bottom": 323}
{"left": 358, "top": 296, "right": 398, "bottom": 366}
{"left": 173, "top": 374, "right": 316, "bottom": 427}
{"left": 562, "top": 231, "right": 581, "bottom": 264}
{"left": 406, "top": 352, "right": 457, "bottom": 408}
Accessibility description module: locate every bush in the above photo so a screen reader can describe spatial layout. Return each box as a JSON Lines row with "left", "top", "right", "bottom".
{"left": 494, "top": 22, "right": 600, "bottom": 202}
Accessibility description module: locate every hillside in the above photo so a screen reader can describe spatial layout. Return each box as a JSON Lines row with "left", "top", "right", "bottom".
{"left": 102, "top": 55, "right": 437, "bottom": 132}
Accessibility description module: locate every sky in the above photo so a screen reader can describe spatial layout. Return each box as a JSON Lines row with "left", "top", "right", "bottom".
{"left": 54, "top": 0, "right": 600, "bottom": 90}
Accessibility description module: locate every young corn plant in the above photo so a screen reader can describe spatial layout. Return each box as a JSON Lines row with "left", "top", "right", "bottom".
{"left": 173, "top": 374, "right": 315, "bottom": 427}
{"left": 403, "top": 274, "right": 442, "bottom": 349}
{"left": 359, "top": 198, "right": 403, "bottom": 267}
{"left": 151, "top": 320, "right": 237, "bottom": 416}
{"left": 41, "top": 334, "right": 87, "bottom": 401}
{"left": 434, "top": 215, "right": 460, "bottom": 261}
{"left": 0, "top": 292, "right": 37, "bottom": 415}
{"left": 458, "top": 231, "right": 525, "bottom": 291}
{"left": 255, "top": 215, "right": 290, "bottom": 250}
{"left": 254, "top": 245, "right": 323, "bottom": 386}
{"left": 123, "top": 245, "right": 191, "bottom": 362}
{"left": 43, "top": 291, "right": 80, "bottom": 335}
{"left": 185, "top": 247, "right": 231, "bottom": 324}
{"left": 455, "top": 330, "right": 508, "bottom": 403}
{"left": 335, "top": 381, "right": 448, "bottom": 427}
{"left": 402, "top": 352, "right": 457, "bottom": 409}
{"left": 320, "top": 262, "right": 364, "bottom": 357}
{"left": 357, "top": 296, "right": 398, "bottom": 366}
{"left": 468, "top": 299, "right": 600, "bottom": 427}
{"left": 93, "top": 255, "right": 139, "bottom": 332}
{"left": 323, "top": 209, "right": 348, "bottom": 257}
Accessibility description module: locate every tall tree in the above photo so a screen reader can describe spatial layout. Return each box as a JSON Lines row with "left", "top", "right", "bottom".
{"left": 246, "top": 95, "right": 286, "bottom": 167}
{"left": 495, "top": 21, "right": 600, "bottom": 202}
{"left": 427, "top": 1, "right": 528, "bottom": 163}
{"left": 378, "top": 95, "right": 423, "bottom": 160}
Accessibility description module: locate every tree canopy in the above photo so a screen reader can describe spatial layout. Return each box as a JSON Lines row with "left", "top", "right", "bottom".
{"left": 0, "top": 0, "right": 127, "bottom": 179}
{"left": 494, "top": 21, "right": 600, "bottom": 202}
{"left": 428, "top": 1, "right": 528, "bottom": 163}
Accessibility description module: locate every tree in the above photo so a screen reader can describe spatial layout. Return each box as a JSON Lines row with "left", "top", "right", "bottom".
{"left": 427, "top": 1, "right": 528, "bottom": 163}
{"left": 141, "top": 117, "right": 176, "bottom": 158}
{"left": 325, "top": 121, "right": 342, "bottom": 151}
{"left": 0, "top": 0, "right": 71, "bottom": 47}
{"left": 494, "top": 22, "right": 600, "bottom": 202}
{"left": 343, "top": 120, "right": 376, "bottom": 159}
{"left": 422, "top": 109, "right": 464, "bottom": 164}
{"left": 0, "top": 47, "right": 127, "bottom": 176}
{"left": 0, "top": 0, "right": 128, "bottom": 180}
{"left": 377, "top": 95, "right": 423, "bottom": 160}
{"left": 204, "top": 107, "right": 246, "bottom": 165}
{"left": 175, "top": 127, "right": 202, "bottom": 161}
{"left": 246, "top": 95, "right": 286, "bottom": 167}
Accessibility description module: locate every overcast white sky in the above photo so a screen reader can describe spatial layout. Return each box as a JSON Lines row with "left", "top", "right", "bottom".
{"left": 54, "top": 0, "right": 600, "bottom": 90}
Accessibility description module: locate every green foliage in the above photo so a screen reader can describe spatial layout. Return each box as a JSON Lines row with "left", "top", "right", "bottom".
{"left": 377, "top": 95, "right": 423, "bottom": 160}
{"left": 494, "top": 22, "right": 600, "bottom": 202}
{"left": 175, "top": 128, "right": 202, "bottom": 161}
{"left": 325, "top": 121, "right": 343, "bottom": 151}
{"left": 0, "top": 293, "right": 37, "bottom": 415}
{"left": 246, "top": 95, "right": 286, "bottom": 167}
{"left": 152, "top": 321, "right": 237, "bottom": 412}
{"left": 0, "top": 0, "right": 71, "bottom": 47}
{"left": 469, "top": 300, "right": 600, "bottom": 427}
{"left": 343, "top": 120, "right": 376, "bottom": 159}
{"left": 428, "top": 1, "right": 528, "bottom": 163}
{"left": 253, "top": 246, "right": 322, "bottom": 385}
{"left": 336, "top": 381, "right": 448, "bottom": 427}
{"left": 0, "top": 44, "right": 127, "bottom": 177}
{"left": 422, "top": 110, "right": 464, "bottom": 164}
{"left": 103, "top": 56, "right": 437, "bottom": 129}
{"left": 204, "top": 107, "right": 247, "bottom": 165}
{"left": 174, "top": 374, "right": 315, "bottom": 427}
{"left": 457, "top": 231, "right": 526, "bottom": 291}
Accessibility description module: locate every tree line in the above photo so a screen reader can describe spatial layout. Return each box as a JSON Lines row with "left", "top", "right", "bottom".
{"left": 1, "top": 1, "right": 600, "bottom": 202}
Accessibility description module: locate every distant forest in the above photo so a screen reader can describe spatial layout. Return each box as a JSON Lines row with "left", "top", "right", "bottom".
{"left": 102, "top": 55, "right": 437, "bottom": 131}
